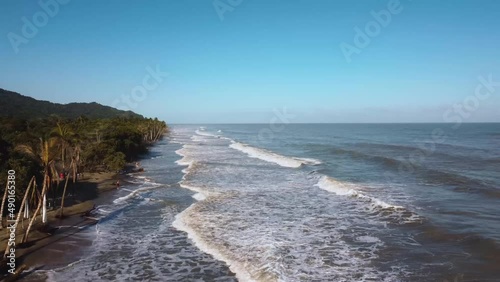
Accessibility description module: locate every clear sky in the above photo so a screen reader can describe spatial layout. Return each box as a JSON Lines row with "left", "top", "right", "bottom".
{"left": 1, "top": 0, "right": 499, "bottom": 123}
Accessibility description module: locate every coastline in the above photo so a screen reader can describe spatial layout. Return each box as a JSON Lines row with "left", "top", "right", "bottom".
{"left": 0, "top": 172, "right": 120, "bottom": 281}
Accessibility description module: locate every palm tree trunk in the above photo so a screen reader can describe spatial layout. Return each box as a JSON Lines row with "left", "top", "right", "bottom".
{"left": 24, "top": 201, "right": 29, "bottom": 219}
{"left": 49, "top": 165, "right": 60, "bottom": 218}
{"left": 59, "top": 160, "right": 73, "bottom": 218}
{"left": 42, "top": 194, "right": 47, "bottom": 223}
{"left": 4, "top": 177, "right": 34, "bottom": 256}
{"left": 0, "top": 180, "right": 9, "bottom": 229}
{"left": 62, "top": 146, "right": 65, "bottom": 169}
{"left": 23, "top": 174, "right": 48, "bottom": 243}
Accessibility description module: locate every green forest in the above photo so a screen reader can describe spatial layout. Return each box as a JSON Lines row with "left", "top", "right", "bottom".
{"left": 0, "top": 90, "right": 168, "bottom": 243}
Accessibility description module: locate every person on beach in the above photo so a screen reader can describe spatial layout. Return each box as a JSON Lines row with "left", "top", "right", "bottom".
{"left": 116, "top": 180, "right": 120, "bottom": 189}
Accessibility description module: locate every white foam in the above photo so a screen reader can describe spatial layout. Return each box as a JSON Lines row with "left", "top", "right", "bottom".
{"left": 173, "top": 208, "right": 257, "bottom": 282}
{"left": 195, "top": 129, "right": 218, "bottom": 138}
{"left": 229, "top": 142, "right": 320, "bottom": 168}
{"left": 356, "top": 236, "right": 382, "bottom": 243}
{"left": 179, "top": 183, "right": 212, "bottom": 198}
{"left": 129, "top": 174, "right": 163, "bottom": 187}
{"left": 175, "top": 146, "right": 198, "bottom": 181}
{"left": 144, "top": 178, "right": 162, "bottom": 186}
{"left": 294, "top": 157, "right": 322, "bottom": 165}
{"left": 175, "top": 147, "right": 195, "bottom": 166}
{"left": 37, "top": 257, "right": 87, "bottom": 281}
{"left": 192, "top": 193, "right": 206, "bottom": 201}
{"left": 315, "top": 176, "right": 404, "bottom": 211}
{"left": 113, "top": 185, "right": 164, "bottom": 204}
{"left": 168, "top": 127, "right": 407, "bottom": 281}
{"left": 173, "top": 135, "right": 258, "bottom": 281}
{"left": 191, "top": 135, "right": 209, "bottom": 142}
{"left": 315, "top": 176, "right": 357, "bottom": 196}
{"left": 97, "top": 208, "right": 110, "bottom": 214}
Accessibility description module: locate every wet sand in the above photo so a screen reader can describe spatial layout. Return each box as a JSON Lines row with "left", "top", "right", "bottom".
{"left": 0, "top": 172, "right": 120, "bottom": 281}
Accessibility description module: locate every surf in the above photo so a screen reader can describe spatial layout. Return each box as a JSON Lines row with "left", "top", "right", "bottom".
{"left": 229, "top": 142, "right": 321, "bottom": 168}
{"left": 315, "top": 175, "right": 422, "bottom": 224}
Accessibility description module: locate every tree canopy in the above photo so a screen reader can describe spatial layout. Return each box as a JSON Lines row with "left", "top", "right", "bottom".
{"left": 0, "top": 90, "right": 168, "bottom": 203}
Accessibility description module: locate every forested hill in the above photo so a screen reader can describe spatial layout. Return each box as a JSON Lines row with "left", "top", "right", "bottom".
{"left": 0, "top": 88, "right": 168, "bottom": 191}
{"left": 0, "top": 88, "right": 141, "bottom": 119}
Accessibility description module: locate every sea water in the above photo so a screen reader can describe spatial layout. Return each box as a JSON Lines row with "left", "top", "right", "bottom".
{"left": 38, "top": 124, "right": 500, "bottom": 281}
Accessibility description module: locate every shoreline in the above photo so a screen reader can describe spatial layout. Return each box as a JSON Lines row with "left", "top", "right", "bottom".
{"left": 0, "top": 171, "right": 121, "bottom": 281}
{"left": 174, "top": 143, "right": 249, "bottom": 281}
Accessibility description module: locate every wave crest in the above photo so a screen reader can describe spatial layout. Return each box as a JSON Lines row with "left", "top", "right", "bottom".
{"left": 229, "top": 142, "right": 321, "bottom": 168}
{"left": 315, "top": 176, "right": 422, "bottom": 224}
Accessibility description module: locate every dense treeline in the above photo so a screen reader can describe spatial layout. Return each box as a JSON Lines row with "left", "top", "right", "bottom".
{"left": 0, "top": 115, "right": 168, "bottom": 190}
{"left": 0, "top": 107, "right": 167, "bottom": 245}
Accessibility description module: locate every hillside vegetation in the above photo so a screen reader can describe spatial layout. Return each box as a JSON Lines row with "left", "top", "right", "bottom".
{"left": 0, "top": 89, "right": 168, "bottom": 225}
{"left": 0, "top": 88, "right": 141, "bottom": 119}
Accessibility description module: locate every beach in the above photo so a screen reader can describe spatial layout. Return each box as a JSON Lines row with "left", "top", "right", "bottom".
{"left": 0, "top": 172, "right": 120, "bottom": 280}
{"left": 23, "top": 138, "right": 237, "bottom": 281}
{"left": 2, "top": 124, "right": 499, "bottom": 281}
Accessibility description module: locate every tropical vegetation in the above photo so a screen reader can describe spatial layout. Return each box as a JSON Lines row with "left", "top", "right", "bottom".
{"left": 0, "top": 91, "right": 168, "bottom": 246}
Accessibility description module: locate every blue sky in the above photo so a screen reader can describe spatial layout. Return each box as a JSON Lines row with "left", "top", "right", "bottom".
{"left": 1, "top": 0, "right": 499, "bottom": 123}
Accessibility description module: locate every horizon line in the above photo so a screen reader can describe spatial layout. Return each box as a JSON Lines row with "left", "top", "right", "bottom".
{"left": 169, "top": 122, "right": 500, "bottom": 125}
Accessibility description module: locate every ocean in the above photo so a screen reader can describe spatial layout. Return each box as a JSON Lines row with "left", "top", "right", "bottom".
{"left": 36, "top": 124, "right": 500, "bottom": 281}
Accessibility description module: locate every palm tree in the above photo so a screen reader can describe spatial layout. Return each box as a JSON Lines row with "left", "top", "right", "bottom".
{"left": 58, "top": 158, "right": 77, "bottom": 218}
{"left": 22, "top": 175, "right": 49, "bottom": 243}
{"left": 51, "top": 122, "right": 74, "bottom": 169}
{"left": 4, "top": 176, "right": 35, "bottom": 256}
{"left": 140, "top": 118, "right": 167, "bottom": 143}
{"left": 16, "top": 137, "right": 60, "bottom": 242}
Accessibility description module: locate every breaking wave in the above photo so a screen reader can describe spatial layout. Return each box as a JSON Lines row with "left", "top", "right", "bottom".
{"left": 229, "top": 142, "right": 322, "bottom": 168}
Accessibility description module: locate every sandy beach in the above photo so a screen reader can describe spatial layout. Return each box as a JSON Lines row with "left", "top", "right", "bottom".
{"left": 0, "top": 172, "right": 120, "bottom": 281}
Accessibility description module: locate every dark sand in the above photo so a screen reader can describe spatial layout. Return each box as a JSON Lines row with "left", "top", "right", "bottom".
{"left": 0, "top": 172, "right": 121, "bottom": 281}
